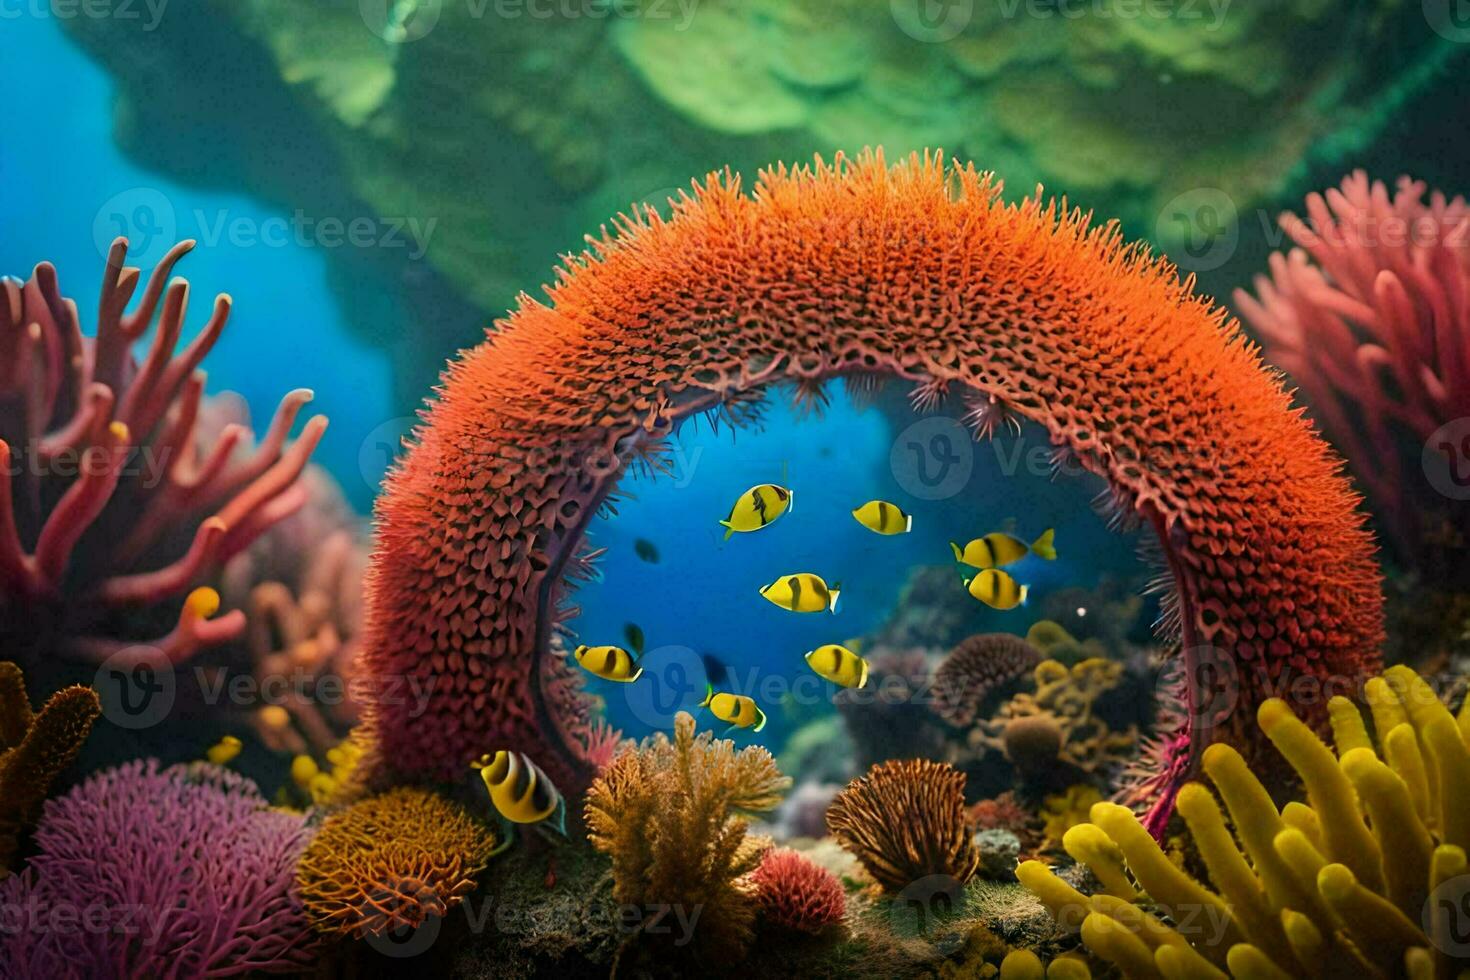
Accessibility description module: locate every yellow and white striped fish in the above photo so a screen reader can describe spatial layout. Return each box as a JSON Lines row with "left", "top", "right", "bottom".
{"left": 699, "top": 685, "right": 767, "bottom": 732}
{"left": 759, "top": 572, "right": 841, "bottom": 614}
{"left": 472, "top": 750, "right": 565, "bottom": 833}
{"left": 804, "top": 642, "right": 869, "bottom": 688}
{"left": 720, "top": 484, "right": 793, "bottom": 540}
{"left": 951, "top": 528, "right": 1056, "bottom": 569}
{"left": 963, "top": 568, "right": 1030, "bottom": 610}
{"left": 851, "top": 499, "right": 913, "bottom": 535}
{"left": 574, "top": 644, "right": 643, "bottom": 682}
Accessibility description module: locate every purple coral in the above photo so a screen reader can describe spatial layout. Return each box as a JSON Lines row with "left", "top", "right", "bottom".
{"left": 0, "top": 760, "right": 316, "bottom": 977}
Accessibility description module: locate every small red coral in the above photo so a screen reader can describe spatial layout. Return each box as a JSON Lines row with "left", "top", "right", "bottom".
{"left": 751, "top": 847, "right": 845, "bottom": 935}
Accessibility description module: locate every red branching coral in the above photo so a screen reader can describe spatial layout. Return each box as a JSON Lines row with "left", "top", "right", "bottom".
{"left": 361, "top": 151, "right": 1382, "bottom": 824}
{"left": 827, "top": 758, "right": 981, "bottom": 894}
{"left": 1236, "top": 172, "right": 1469, "bottom": 558}
{"left": 750, "top": 847, "right": 845, "bottom": 935}
{"left": 0, "top": 239, "right": 327, "bottom": 667}
{"left": 931, "top": 633, "right": 1042, "bottom": 727}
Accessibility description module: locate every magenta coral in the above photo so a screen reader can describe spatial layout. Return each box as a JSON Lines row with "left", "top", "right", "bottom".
{"left": 750, "top": 847, "right": 845, "bottom": 935}
{"left": 0, "top": 759, "right": 316, "bottom": 977}
{"left": 1236, "top": 172, "right": 1469, "bottom": 555}
{"left": 0, "top": 238, "right": 327, "bottom": 667}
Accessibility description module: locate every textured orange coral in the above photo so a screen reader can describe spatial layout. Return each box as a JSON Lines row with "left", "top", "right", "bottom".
{"left": 296, "top": 787, "right": 496, "bottom": 938}
{"left": 361, "top": 150, "right": 1383, "bottom": 813}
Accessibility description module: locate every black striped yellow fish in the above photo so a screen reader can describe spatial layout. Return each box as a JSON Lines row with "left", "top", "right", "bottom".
{"left": 720, "top": 484, "right": 793, "bottom": 540}
{"left": 573, "top": 623, "right": 645, "bottom": 682}
{"left": 804, "top": 642, "right": 869, "bottom": 688}
{"left": 963, "top": 568, "right": 1030, "bottom": 610}
{"left": 951, "top": 528, "right": 1056, "bottom": 569}
{"left": 851, "top": 499, "right": 913, "bottom": 535}
{"left": 759, "top": 572, "right": 841, "bottom": 614}
{"left": 472, "top": 750, "right": 566, "bottom": 835}
{"left": 699, "top": 684, "right": 767, "bottom": 732}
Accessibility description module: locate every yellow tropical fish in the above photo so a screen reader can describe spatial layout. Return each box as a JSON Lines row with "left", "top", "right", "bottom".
{"left": 720, "top": 484, "right": 793, "bottom": 540}
{"left": 851, "top": 499, "right": 913, "bottom": 535}
{"left": 964, "top": 568, "right": 1030, "bottom": 610}
{"left": 700, "top": 685, "right": 767, "bottom": 732}
{"left": 804, "top": 642, "right": 869, "bottom": 688}
{"left": 205, "top": 736, "right": 242, "bottom": 767}
{"left": 574, "top": 645, "right": 642, "bottom": 682}
{"left": 472, "top": 750, "right": 566, "bottom": 832}
{"left": 759, "top": 572, "right": 841, "bottom": 614}
{"left": 951, "top": 528, "right": 1056, "bottom": 569}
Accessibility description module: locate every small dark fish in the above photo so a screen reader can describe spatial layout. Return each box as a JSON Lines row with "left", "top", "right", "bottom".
{"left": 633, "top": 538, "right": 661, "bottom": 564}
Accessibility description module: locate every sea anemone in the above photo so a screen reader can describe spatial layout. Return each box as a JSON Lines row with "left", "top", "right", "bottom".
{"left": 750, "top": 847, "right": 846, "bottom": 935}
{"left": 1020, "top": 664, "right": 1470, "bottom": 978}
{"left": 0, "top": 238, "right": 326, "bottom": 668}
{"left": 1236, "top": 171, "right": 1469, "bottom": 561}
{"left": 0, "top": 662, "right": 99, "bottom": 875}
{"left": 0, "top": 759, "right": 316, "bottom": 977}
{"left": 826, "top": 758, "right": 981, "bottom": 894}
{"left": 931, "top": 633, "right": 1042, "bottom": 728}
{"left": 359, "top": 151, "right": 1380, "bottom": 832}
{"left": 296, "top": 786, "right": 496, "bottom": 939}
{"left": 585, "top": 710, "right": 788, "bottom": 961}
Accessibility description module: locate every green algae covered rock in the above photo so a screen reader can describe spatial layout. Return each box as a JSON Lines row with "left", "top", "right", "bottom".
{"left": 60, "top": 0, "right": 1463, "bottom": 402}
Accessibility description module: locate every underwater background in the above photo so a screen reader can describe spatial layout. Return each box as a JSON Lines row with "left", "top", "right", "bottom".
{"left": 3, "top": 1, "right": 1470, "bottom": 977}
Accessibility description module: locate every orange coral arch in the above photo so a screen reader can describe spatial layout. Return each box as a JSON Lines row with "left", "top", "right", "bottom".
{"left": 361, "top": 151, "right": 1383, "bottom": 803}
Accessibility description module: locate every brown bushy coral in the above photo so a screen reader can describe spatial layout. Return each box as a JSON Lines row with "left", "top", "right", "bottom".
{"left": 827, "top": 759, "right": 981, "bottom": 894}
{"left": 931, "top": 633, "right": 1042, "bottom": 727}
{"left": 0, "top": 238, "right": 325, "bottom": 668}
{"left": 296, "top": 787, "right": 496, "bottom": 938}
{"left": 0, "top": 662, "right": 100, "bottom": 876}
{"left": 584, "top": 711, "right": 789, "bottom": 961}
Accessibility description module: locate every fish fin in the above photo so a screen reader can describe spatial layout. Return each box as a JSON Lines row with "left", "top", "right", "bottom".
{"left": 628, "top": 666, "right": 644, "bottom": 682}
{"left": 624, "top": 622, "right": 645, "bottom": 657}
{"left": 858, "top": 658, "right": 869, "bottom": 689}
{"left": 721, "top": 521, "right": 735, "bottom": 541}
{"left": 828, "top": 582, "right": 842, "bottom": 614}
{"left": 1031, "top": 528, "right": 1056, "bottom": 561}
{"left": 950, "top": 541, "right": 963, "bottom": 561}
{"left": 904, "top": 513, "right": 913, "bottom": 533}
{"left": 786, "top": 490, "right": 793, "bottom": 514}
{"left": 753, "top": 708, "right": 767, "bottom": 733}
{"left": 489, "top": 817, "right": 517, "bottom": 857}
{"left": 1019, "top": 584, "right": 1031, "bottom": 607}
{"left": 700, "top": 682, "right": 714, "bottom": 709}
{"left": 550, "top": 798, "right": 569, "bottom": 838}
{"left": 701, "top": 655, "right": 729, "bottom": 686}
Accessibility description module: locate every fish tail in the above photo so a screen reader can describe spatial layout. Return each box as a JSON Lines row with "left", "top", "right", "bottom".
{"left": 786, "top": 490, "right": 793, "bottom": 513}
{"left": 753, "top": 707, "right": 767, "bottom": 733}
{"left": 720, "top": 521, "right": 734, "bottom": 541}
{"left": 904, "top": 513, "right": 913, "bottom": 533}
{"left": 1019, "top": 584, "right": 1031, "bottom": 606}
{"left": 950, "top": 541, "right": 962, "bottom": 561}
{"left": 858, "top": 658, "right": 869, "bottom": 689}
{"left": 629, "top": 666, "right": 644, "bottom": 683}
{"left": 828, "top": 582, "right": 842, "bottom": 614}
{"left": 1031, "top": 528, "right": 1057, "bottom": 560}
{"left": 699, "top": 682, "right": 714, "bottom": 709}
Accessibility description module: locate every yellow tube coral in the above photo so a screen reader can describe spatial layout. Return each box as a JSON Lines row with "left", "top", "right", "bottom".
{"left": 1019, "top": 665, "right": 1470, "bottom": 979}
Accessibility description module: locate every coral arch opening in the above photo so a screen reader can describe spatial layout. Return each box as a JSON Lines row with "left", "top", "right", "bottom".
{"left": 361, "top": 151, "right": 1383, "bottom": 821}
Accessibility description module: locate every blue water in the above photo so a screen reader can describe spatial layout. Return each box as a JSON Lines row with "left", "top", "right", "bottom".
{"left": 0, "top": 15, "right": 392, "bottom": 511}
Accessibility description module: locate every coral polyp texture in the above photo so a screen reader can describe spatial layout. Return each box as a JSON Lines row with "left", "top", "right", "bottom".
{"left": 1236, "top": 172, "right": 1470, "bottom": 559}
{"left": 0, "top": 759, "right": 316, "bottom": 977}
{"left": 750, "top": 847, "right": 846, "bottom": 935}
{"left": 827, "top": 758, "right": 981, "bottom": 894}
{"left": 296, "top": 787, "right": 497, "bottom": 939}
{"left": 931, "top": 632, "right": 1042, "bottom": 727}
{"left": 585, "top": 711, "right": 788, "bottom": 961}
{"left": 1020, "top": 664, "right": 1470, "bottom": 979}
{"left": 0, "top": 661, "right": 100, "bottom": 876}
{"left": 0, "top": 238, "right": 327, "bottom": 668}
{"left": 361, "top": 151, "right": 1381, "bottom": 817}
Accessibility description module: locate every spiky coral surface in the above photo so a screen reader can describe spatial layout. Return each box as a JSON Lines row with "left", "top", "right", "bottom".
{"left": 362, "top": 151, "right": 1382, "bottom": 807}
{"left": 751, "top": 847, "right": 846, "bottom": 935}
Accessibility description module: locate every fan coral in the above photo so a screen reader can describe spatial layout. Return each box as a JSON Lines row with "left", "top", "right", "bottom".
{"left": 749, "top": 847, "right": 846, "bottom": 935}
{"left": 976, "top": 659, "right": 1139, "bottom": 788}
{"left": 827, "top": 759, "right": 981, "bottom": 894}
{"left": 0, "top": 238, "right": 326, "bottom": 668}
{"left": 360, "top": 152, "right": 1380, "bottom": 832}
{"left": 1237, "top": 173, "right": 1469, "bottom": 554}
{"left": 0, "top": 759, "right": 315, "bottom": 976}
{"left": 932, "top": 633, "right": 1042, "bottom": 727}
{"left": 296, "top": 786, "right": 496, "bottom": 939}
{"left": 584, "top": 711, "right": 788, "bottom": 961}
{"left": 0, "top": 662, "right": 99, "bottom": 876}
{"left": 1020, "top": 664, "right": 1470, "bottom": 978}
